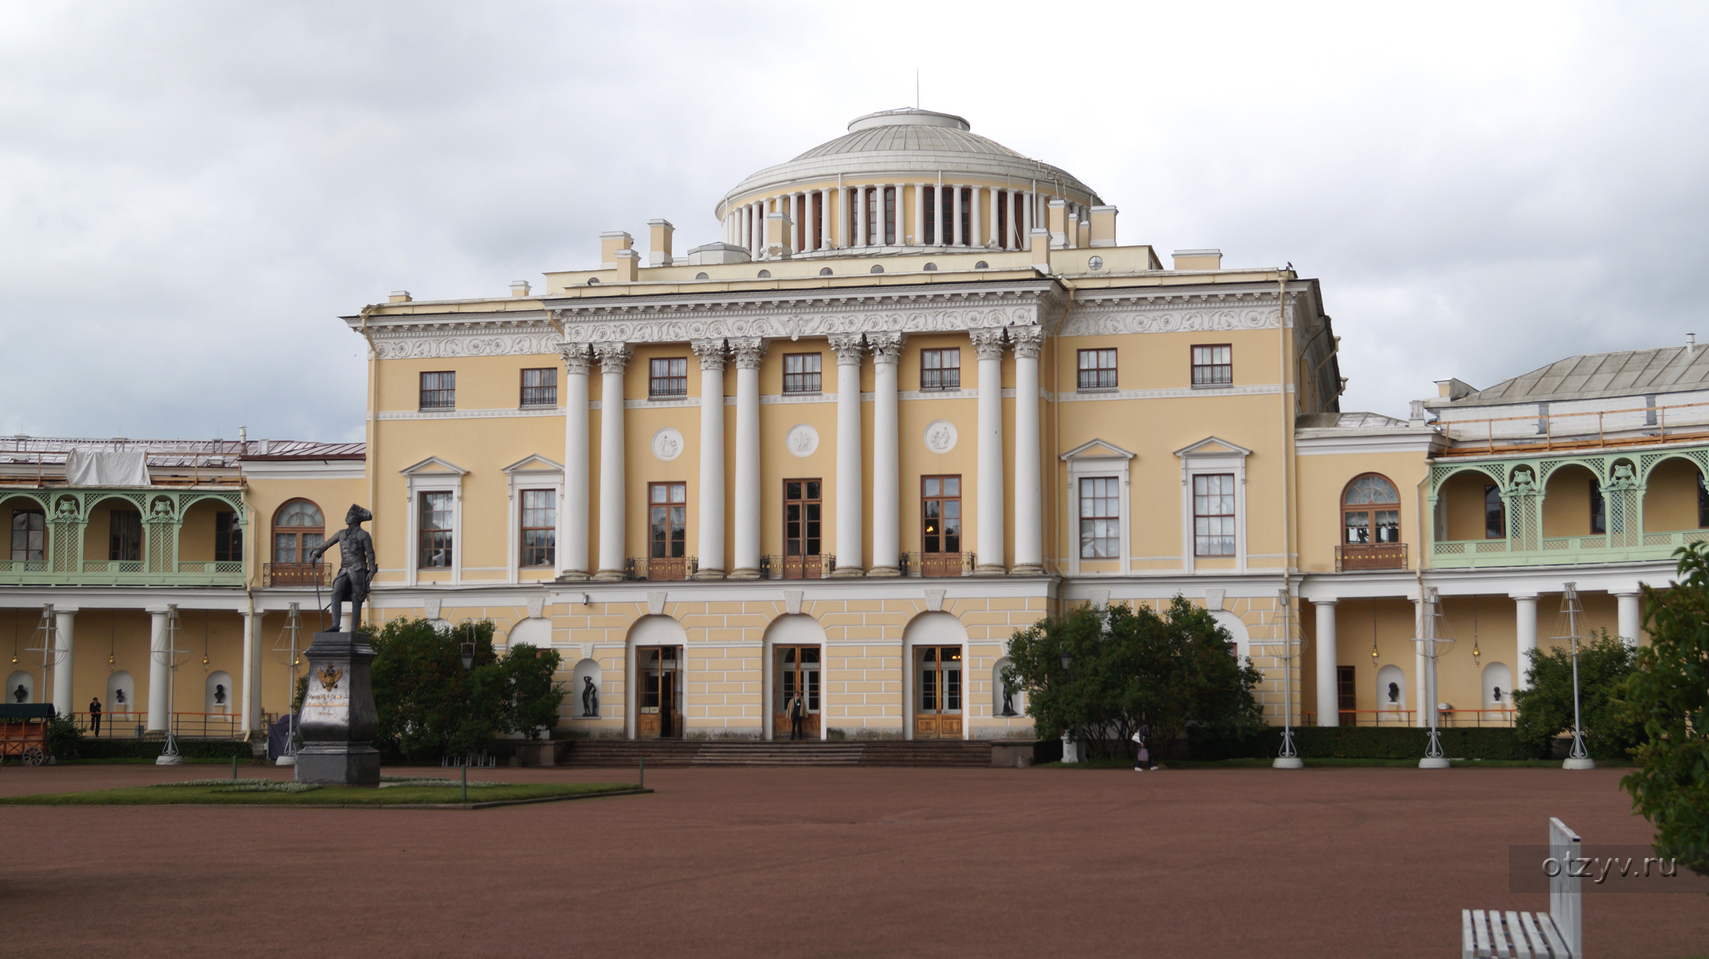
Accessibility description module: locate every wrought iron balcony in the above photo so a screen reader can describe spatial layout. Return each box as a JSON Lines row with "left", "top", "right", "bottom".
{"left": 1335, "top": 543, "right": 1408, "bottom": 572}
{"left": 262, "top": 563, "right": 331, "bottom": 587}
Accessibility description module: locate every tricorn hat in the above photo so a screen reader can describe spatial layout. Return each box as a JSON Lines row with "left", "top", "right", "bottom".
{"left": 346, "top": 504, "right": 373, "bottom": 523}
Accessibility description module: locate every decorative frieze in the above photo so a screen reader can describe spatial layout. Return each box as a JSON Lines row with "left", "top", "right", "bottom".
{"left": 1060, "top": 290, "right": 1291, "bottom": 337}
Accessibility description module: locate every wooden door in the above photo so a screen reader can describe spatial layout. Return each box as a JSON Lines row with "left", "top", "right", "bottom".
{"left": 782, "top": 479, "right": 822, "bottom": 580}
{"left": 1337, "top": 665, "right": 1357, "bottom": 726}
{"left": 921, "top": 476, "right": 962, "bottom": 578}
{"left": 772, "top": 645, "right": 821, "bottom": 739}
{"left": 913, "top": 645, "right": 963, "bottom": 739}
{"left": 637, "top": 645, "right": 683, "bottom": 739}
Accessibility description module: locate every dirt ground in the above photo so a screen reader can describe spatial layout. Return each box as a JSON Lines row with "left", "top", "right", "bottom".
{"left": 1, "top": 762, "right": 1701, "bottom": 958}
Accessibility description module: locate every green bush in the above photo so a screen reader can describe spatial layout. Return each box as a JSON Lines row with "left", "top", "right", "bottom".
{"left": 45, "top": 714, "right": 81, "bottom": 760}
{"left": 75, "top": 739, "right": 253, "bottom": 760}
{"left": 1513, "top": 630, "right": 1640, "bottom": 760}
{"left": 1189, "top": 724, "right": 1527, "bottom": 761}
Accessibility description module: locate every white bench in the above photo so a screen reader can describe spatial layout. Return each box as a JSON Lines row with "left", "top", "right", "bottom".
{"left": 1462, "top": 817, "right": 1582, "bottom": 958}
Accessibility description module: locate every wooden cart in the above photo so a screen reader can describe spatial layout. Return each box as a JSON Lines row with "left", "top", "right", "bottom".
{"left": 0, "top": 704, "right": 53, "bottom": 765}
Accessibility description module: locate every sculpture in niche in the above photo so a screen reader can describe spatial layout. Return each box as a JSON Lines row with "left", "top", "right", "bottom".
{"left": 1387, "top": 682, "right": 1401, "bottom": 704}
{"left": 214, "top": 684, "right": 226, "bottom": 706}
{"left": 1000, "top": 680, "right": 1017, "bottom": 717}
{"left": 307, "top": 505, "right": 378, "bottom": 633}
{"left": 12, "top": 684, "right": 25, "bottom": 703}
{"left": 581, "top": 676, "right": 600, "bottom": 717}
{"left": 114, "top": 688, "right": 127, "bottom": 706}
{"left": 1491, "top": 686, "right": 1503, "bottom": 704}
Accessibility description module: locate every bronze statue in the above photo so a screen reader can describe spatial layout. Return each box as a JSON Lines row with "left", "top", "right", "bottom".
{"left": 308, "top": 505, "right": 378, "bottom": 633}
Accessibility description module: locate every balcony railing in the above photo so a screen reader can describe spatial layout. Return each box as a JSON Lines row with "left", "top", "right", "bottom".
{"left": 1440, "top": 397, "right": 1709, "bottom": 455}
{"left": 1432, "top": 528, "right": 1709, "bottom": 568}
{"left": 263, "top": 563, "right": 331, "bottom": 587}
{"left": 0, "top": 558, "right": 244, "bottom": 587}
{"left": 1335, "top": 543, "right": 1408, "bottom": 572}
{"left": 905, "top": 551, "right": 976, "bottom": 578}
{"left": 623, "top": 556, "right": 698, "bottom": 581}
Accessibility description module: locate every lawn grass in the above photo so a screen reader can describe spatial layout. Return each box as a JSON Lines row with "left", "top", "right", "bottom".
{"left": 0, "top": 780, "right": 642, "bottom": 807}
{"left": 1039, "top": 757, "right": 1632, "bottom": 769}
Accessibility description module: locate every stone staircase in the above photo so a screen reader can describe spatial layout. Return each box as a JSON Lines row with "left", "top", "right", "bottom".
{"left": 558, "top": 738, "right": 999, "bottom": 768}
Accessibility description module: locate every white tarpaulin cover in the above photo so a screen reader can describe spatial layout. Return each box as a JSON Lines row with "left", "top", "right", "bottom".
{"left": 64, "top": 449, "right": 150, "bottom": 486}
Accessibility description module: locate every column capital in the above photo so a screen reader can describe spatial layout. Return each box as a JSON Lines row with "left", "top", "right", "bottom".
{"left": 691, "top": 338, "right": 728, "bottom": 370}
{"left": 559, "top": 343, "right": 593, "bottom": 375}
{"left": 1508, "top": 592, "right": 1539, "bottom": 602}
{"left": 730, "top": 337, "right": 767, "bottom": 370}
{"left": 828, "top": 334, "right": 866, "bottom": 365}
{"left": 594, "top": 342, "right": 632, "bottom": 373}
{"left": 1009, "top": 326, "right": 1044, "bottom": 359}
{"left": 868, "top": 331, "right": 906, "bottom": 364}
{"left": 1312, "top": 597, "right": 1338, "bottom": 607}
{"left": 970, "top": 327, "right": 1006, "bottom": 361}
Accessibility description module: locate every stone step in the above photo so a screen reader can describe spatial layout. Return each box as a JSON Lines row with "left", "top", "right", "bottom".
{"left": 558, "top": 738, "right": 1005, "bottom": 768}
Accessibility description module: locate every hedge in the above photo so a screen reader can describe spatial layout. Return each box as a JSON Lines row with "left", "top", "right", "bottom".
{"left": 70, "top": 739, "right": 257, "bottom": 761}
{"left": 1189, "top": 725, "right": 1532, "bottom": 761}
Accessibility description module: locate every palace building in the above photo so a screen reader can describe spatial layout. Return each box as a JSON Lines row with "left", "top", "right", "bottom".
{"left": 4, "top": 107, "right": 1694, "bottom": 747}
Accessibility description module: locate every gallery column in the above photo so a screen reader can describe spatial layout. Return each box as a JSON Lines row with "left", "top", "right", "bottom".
{"left": 1314, "top": 600, "right": 1339, "bottom": 728}
{"left": 594, "top": 343, "right": 632, "bottom": 582}
{"left": 146, "top": 605, "right": 171, "bottom": 732}
{"left": 730, "top": 338, "right": 765, "bottom": 579}
{"left": 1010, "top": 327, "right": 1043, "bottom": 574}
{"left": 829, "top": 334, "right": 866, "bottom": 576}
{"left": 239, "top": 606, "right": 259, "bottom": 734}
{"left": 1512, "top": 593, "right": 1538, "bottom": 691}
{"left": 692, "top": 339, "right": 727, "bottom": 578}
{"left": 51, "top": 606, "right": 75, "bottom": 712}
{"left": 971, "top": 328, "right": 1007, "bottom": 574}
{"left": 560, "top": 345, "right": 592, "bottom": 579}
{"left": 1614, "top": 588, "right": 1641, "bottom": 648}
{"left": 869, "top": 332, "right": 904, "bottom": 576}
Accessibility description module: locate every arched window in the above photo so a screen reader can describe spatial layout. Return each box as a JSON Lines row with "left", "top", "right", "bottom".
{"left": 272, "top": 499, "right": 324, "bottom": 564}
{"left": 1339, "top": 474, "right": 1403, "bottom": 570}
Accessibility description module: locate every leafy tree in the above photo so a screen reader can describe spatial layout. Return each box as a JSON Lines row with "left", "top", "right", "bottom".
{"left": 1512, "top": 629, "right": 1640, "bottom": 760}
{"left": 1002, "top": 597, "right": 1264, "bottom": 759}
{"left": 370, "top": 618, "right": 564, "bottom": 761}
{"left": 1617, "top": 544, "right": 1709, "bottom": 877}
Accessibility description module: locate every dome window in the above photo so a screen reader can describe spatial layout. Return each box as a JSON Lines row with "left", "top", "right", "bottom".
{"left": 757, "top": 269, "right": 771, "bottom": 278}
{"left": 870, "top": 265, "right": 884, "bottom": 274}
{"left": 924, "top": 262, "right": 938, "bottom": 272}
{"left": 1087, "top": 256, "right": 1104, "bottom": 271}
{"left": 818, "top": 267, "right": 833, "bottom": 276}
{"left": 695, "top": 272, "right": 709, "bottom": 280}
{"left": 587, "top": 277, "right": 600, "bottom": 285}
{"left": 974, "top": 261, "right": 989, "bottom": 270}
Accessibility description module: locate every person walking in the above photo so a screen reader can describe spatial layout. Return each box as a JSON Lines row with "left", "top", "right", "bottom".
{"left": 787, "top": 691, "right": 805, "bottom": 741}
{"left": 89, "top": 697, "right": 103, "bottom": 736}
{"left": 1132, "top": 723, "right": 1156, "bottom": 771}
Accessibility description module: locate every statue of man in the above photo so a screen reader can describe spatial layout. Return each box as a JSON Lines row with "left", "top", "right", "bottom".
{"left": 308, "top": 505, "right": 378, "bottom": 633}
{"left": 582, "top": 676, "right": 599, "bottom": 717}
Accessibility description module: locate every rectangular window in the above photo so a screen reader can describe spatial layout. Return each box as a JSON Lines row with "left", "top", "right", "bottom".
{"left": 924, "top": 186, "right": 938, "bottom": 245}
{"left": 1079, "top": 476, "right": 1121, "bottom": 559}
{"left": 10, "top": 509, "right": 44, "bottom": 562}
{"left": 1589, "top": 478, "right": 1606, "bottom": 535}
{"left": 1193, "top": 473, "right": 1236, "bottom": 556}
{"left": 419, "top": 371, "right": 456, "bottom": 409}
{"left": 1483, "top": 485, "right": 1505, "bottom": 539}
{"left": 649, "top": 357, "right": 688, "bottom": 398}
{"left": 1191, "top": 345, "right": 1233, "bottom": 387}
{"left": 520, "top": 489, "right": 555, "bottom": 568}
{"left": 1077, "top": 349, "right": 1118, "bottom": 391}
{"left": 921, "top": 475, "right": 962, "bottom": 577}
{"left": 520, "top": 368, "right": 557, "bottom": 407}
{"left": 214, "top": 511, "right": 242, "bottom": 562}
{"left": 782, "top": 479, "right": 822, "bottom": 580}
{"left": 649, "top": 482, "right": 686, "bottom": 559}
{"left": 419, "top": 491, "right": 453, "bottom": 568}
{"left": 920, "top": 348, "right": 961, "bottom": 391}
{"left": 1337, "top": 665, "right": 1357, "bottom": 718}
{"left": 109, "top": 509, "right": 141, "bottom": 562}
{"left": 884, "top": 186, "right": 897, "bottom": 244}
{"left": 783, "top": 353, "right": 822, "bottom": 394}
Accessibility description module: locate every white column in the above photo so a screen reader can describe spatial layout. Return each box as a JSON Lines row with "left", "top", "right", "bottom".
{"left": 894, "top": 183, "right": 905, "bottom": 244}
{"left": 51, "top": 606, "right": 75, "bottom": 712}
{"left": 1011, "top": 190, "right": 1022, "bottom": 248}
{"left": 594, "top": 343, "right": 631, "bottom": 581}
{"left": 1314, "top": 600, "right": 1339, "bottom": 728}
{"left": 1011, "top": 327, "right": 1043, "bottom": 573}
{"left": 788, "top": 194, "right": 798, "bottom": 252}
{"left": 914, "top": 183, "right": 925, "bottom": 247}
{"left": 1512, "top": 593, "right": 1538, "bottom": 690}
{"left": 146, "top": 605, "right": 170, "bottom": 732}
{"left": 731, "top": 338, "right": 765, "bottom": 578}
{"left": 990, "top": 188, "right": 1000, "bottom": 249}
{"left": 951, "top": 186, "right": 963, "bottom": 247}
{"left": 870, "top": 333, "right": 904, "bottom": 576}
{"left": 970, "top": 186, "right": 982, "bottom": 249}
{"left": 819, "top": 189, "right": 832, "bottom": 251}
{"left": 1023, "top": 186, "right": 1034, "bottom": 238}
{"left": 1412, "top": 597, "right": 1427, "bottom": 727}
{"left": 560, "top": 346, "right": 592, "bottom": 578}
{"left": 1614, "top": 589, "right": 1641, "bottom": 648}
{"left": 692, "top": 339, "right": 727, "bottom": 578}
{"left": 972, "top": 328, "right": 1006, "bottom": 574}
{"left": 837, "top": 187, "right": 849, "bottom": 248}
{"left": 239, "top": 607, "right": 258, "bottom": 733}
{"left": 830, "top": 334, "right": 865, "bottom": 575}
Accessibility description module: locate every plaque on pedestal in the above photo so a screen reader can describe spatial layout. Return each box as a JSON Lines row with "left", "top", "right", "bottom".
{"left": 295, "top": 631, "right": 381, "bottom": 787}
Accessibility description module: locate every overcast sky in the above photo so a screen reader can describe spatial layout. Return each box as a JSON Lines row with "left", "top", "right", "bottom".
{"left": 3, "top": 2, "right": 1706, "bottom": 443}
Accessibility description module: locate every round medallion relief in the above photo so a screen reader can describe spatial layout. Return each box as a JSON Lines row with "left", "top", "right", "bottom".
{"left": 651, "top": 428, "right": 684, "bottom": 461}
{"left": 924, "top": 420, "right": 958, "bottom": 454}
{"left": 786, "top": 424, "right": 819, "bottom": 458}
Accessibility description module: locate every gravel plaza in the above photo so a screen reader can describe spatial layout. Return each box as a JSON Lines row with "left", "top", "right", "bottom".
{"left": 2, "top": 763, "right": 1702, "bottom": 958}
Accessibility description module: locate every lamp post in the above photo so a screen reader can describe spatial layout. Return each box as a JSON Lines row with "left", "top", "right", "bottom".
{"left": 1058, "top": 649, "right": 1077, "bottom": 764}
{"left": 1274, "top": 589, "right": 1303, "bottom": 769}
{"left": 154, "top": 606, "right": 189, "bottom": 766}
{"left": 271, "top": 604, "right": 304, "bottom": 766}
{"left": 1416, "top": 587, "right": 1454, "bottom": 769}
{"left": 1559, "top": 583, "right": 1596, "bottom": 770}
{"left": 459, "top": 636, "right": 476, "bottom": 800}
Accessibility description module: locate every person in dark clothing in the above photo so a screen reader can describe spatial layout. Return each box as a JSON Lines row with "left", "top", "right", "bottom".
{"left": 787, "top": 691, "right": 806, "bottom": 740}
{"left": 1132, "top": 723, "right": 1157, "bottom": 771}
{"left": 89, "top": 697, "right": 103, "bottom": 735}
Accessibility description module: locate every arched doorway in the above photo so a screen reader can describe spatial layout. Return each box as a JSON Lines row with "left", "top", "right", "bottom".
{"left": 627, "top": 616, "right": 686, "bottom": 740}
{"left": 904, "top": 612, "right": 967, "bottom": 740}
{"left": 764, "top": 615, "right": 825, "bottom": 740}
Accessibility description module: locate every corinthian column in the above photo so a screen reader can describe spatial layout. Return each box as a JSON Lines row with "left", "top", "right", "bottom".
{"left": 1010, "top": 327, "right": 1043, "bottom": 573}
{"left": 829, "top": 334, "right": 866, "bottom": 576}
{"left": 692, "top": 339, "right": 727, "bottom": 578}
{"left": 559, "top": 344, "right": 592, "bottom": 579}
{"left": 971, "top": 328, "right": 1007, "bottom": 574}
{"left": 594, "top": 343, "right": 631, "bottom": 582}
{"left": 730, "top": 338, "right": 766, "bottom": 579}
{"left": 869, "top": 332, "right": 904, "bottom": 576}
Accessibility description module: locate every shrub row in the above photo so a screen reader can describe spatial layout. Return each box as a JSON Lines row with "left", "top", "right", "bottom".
{"left": 1188, "top": 725, "right": 1534, "bottom": 761}
{"left": 71, "top": 739, "right": 256, "bottom": 761}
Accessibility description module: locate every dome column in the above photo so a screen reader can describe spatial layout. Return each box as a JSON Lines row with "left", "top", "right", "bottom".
{"left": 971, "top": 186, "right": 982, "bottom": 250}
{"left": 914, "top": 183, "right": 926, "bottom": 249}
{"left": 1011, "top": 327, "right": 1044, "bottom": 574}
{"left": 820, "top": 189, "right": 832, "bottom": 251}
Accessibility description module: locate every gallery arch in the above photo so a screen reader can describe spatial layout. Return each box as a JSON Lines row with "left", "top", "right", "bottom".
{"left": 903, "top": 612, "right": 967, "bottom": 740}
{"left": 627, "top": 616, "right": 687, "bottom": 740}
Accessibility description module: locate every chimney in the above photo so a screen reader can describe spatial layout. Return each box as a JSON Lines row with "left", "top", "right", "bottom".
{"left": 648, "top": 220, "right": 675, "bottom": 268}
{"left": 1688, "top": 332, "right": 1697, "bottom": 355}
{"left": 388, "top": 290, "right": 412, "bottom": 303}
{"left": 1089, "top": 206, "right": 1118, "bottom": 247}
{"left": 613, "top": 248, "right": 639, "bottom": 281}
{"left": 509, "top": 280, "right": 531, "bottom": 297}
{"left": 1171, "top": 249, "right": 1222, "bottom": 271}
{"left": 1076, "top": 216, "right": 1091, "bottom": 250}
{"left": 599, "top": 231, "right": 634, "bottom": 269}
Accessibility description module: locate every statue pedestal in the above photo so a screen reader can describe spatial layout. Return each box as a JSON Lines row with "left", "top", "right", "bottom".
{"left": 295, "top": 631, "right": 380, "bottom": 787}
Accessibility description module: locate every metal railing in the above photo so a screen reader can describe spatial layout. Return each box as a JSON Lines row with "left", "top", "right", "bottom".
{"left": 623, "top": 556, "right": 698, "bottom": 582}
{"left": 905, "top": 551, "right": 976, "bottom": 578}
{"left": 1335, "top": 543, "right": 1408, "bottom": 572}
{"left": 1300, "top": 708, "right": 1516, "bottom": 728}
{"left": 1440, "top": 398, "right": 1709, "bottom": 455}
{"left": 263, "top": 562, "right": 331, "bottom": 587}
{"left": 68, "top": 710, "right": 274, "bottom": 740}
